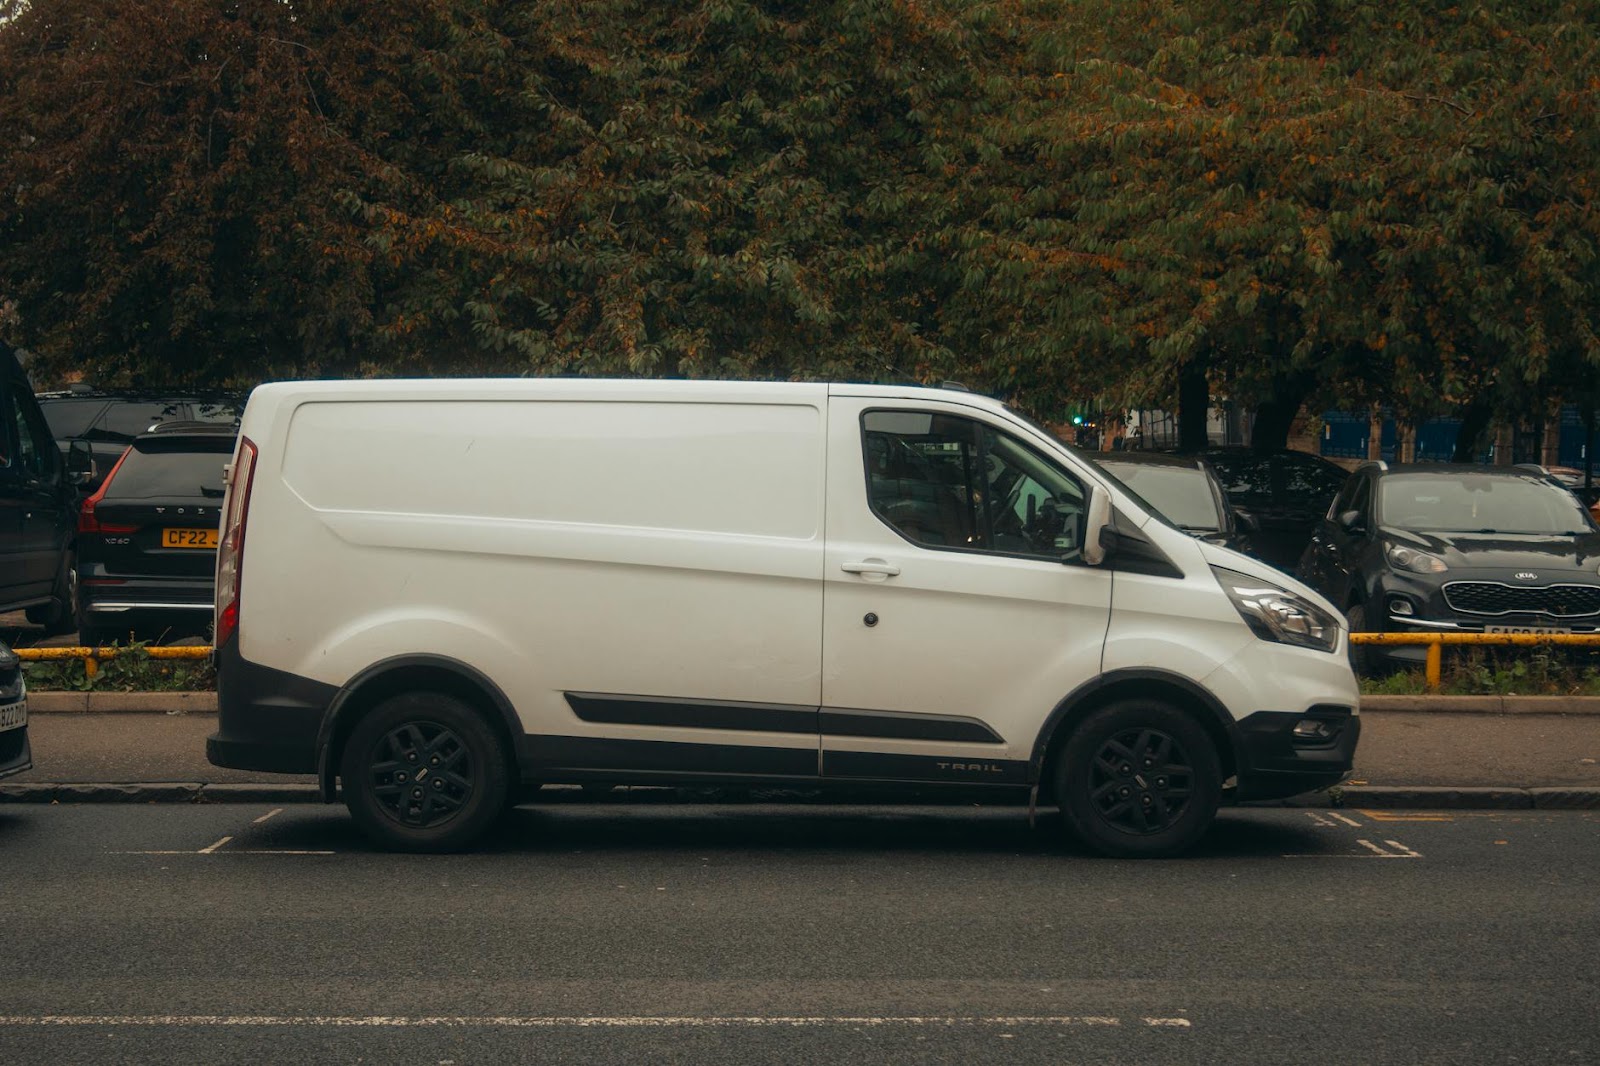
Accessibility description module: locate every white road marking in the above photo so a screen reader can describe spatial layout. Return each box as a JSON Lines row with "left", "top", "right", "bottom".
{"left": 252, "top": 808, "right": 284, "bottom": 825}
{"left": 1383, "top": 839, "right": 1421, "bottom": 857}
{"left": 0, "top": 1015, "right": 1160, "bottom": 1029}
{"left": 198, "top": 836, "right": 233, "bottom": 854}
{"left": 1328, "top": 812, "right": 1362, "bottom": 827}
{"left": 112, "top": 850, "right": 336, "bottom": 857}
{"left": 1304, "top": 812, "right": 1336, "bottom": 827}
{"left": 1356, "top": 838, "right": 1391, "bottom": 856}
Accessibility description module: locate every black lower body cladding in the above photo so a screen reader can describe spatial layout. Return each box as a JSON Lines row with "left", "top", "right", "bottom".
{"left": 206, "top": 638, "right": 334, "bottom": 774}
{"left": 1233, "top": 705, "right": 1360, "bottom": 801}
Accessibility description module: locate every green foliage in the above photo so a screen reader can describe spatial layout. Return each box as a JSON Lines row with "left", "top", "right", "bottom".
{"left": 1359, "top": 648, "right": 1600, "bottom": 697}
{"left": 23, "top": 644, "right": 216, "bottom": 692}
{"left": 0, "top": 1, "right": 1596, "bottom": 424}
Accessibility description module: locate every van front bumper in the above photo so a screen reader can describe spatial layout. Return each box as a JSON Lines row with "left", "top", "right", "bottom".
{"left": 1232, "top": 706, "right": 1360, "bottom": 801}
{"left": 207, "top": 639, "right": 333, "bottom": 775}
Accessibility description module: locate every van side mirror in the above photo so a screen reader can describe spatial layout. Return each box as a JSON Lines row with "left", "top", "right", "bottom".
{"left": 1082, "top": 488, "right": 1114, "bottom": 566}
{"left": 1337, "top": 509, "right": 1365, "bottom": 535}
{"left": 66, "top": 439, "right": 96, "bottom": 487}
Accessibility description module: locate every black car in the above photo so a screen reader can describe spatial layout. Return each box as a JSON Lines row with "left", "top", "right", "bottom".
{"left": 1300, "top": 462, "right": 1600, "bottom": 672}
{"left": 1094, "top": 452, "right": 1256, "bottom": 556}
{"left": 75, "top": 423, "right": 235, "bottom": 645}
{"left": 0, "top": 639, "right": 29, "bottom": 781}
{"left": 1198, "top": 448, "right": 1349, "bottom": 571}
{"left": 1, "top": 342, "right": 82, "bottom": 634}
{"left": 36, "top": 386, "right": 243, "bottom": 493}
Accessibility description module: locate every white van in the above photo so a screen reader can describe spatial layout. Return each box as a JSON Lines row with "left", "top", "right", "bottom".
{"left": 207, "top": 379, "right": 1359, "bottom": 856}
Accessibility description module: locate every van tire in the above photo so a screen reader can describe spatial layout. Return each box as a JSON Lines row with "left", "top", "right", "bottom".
{"left": 341, "top": 692, "right": 510, "bottom": 853}
{"left": 1054, "top": 700, "right": 1222, "bottom": 859}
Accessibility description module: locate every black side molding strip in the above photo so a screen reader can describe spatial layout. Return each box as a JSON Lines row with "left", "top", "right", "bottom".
{"left": 565, "top": 692, "right": 817, "bottom": 734}
{"left": 566, "top": 692, "right": 1005, "bottom": 744}
{"left": 820, "top": 708, "right": 1003, "bottom": 744}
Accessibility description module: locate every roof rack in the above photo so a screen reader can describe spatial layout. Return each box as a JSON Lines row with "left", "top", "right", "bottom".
{"left": 140, "top": 420, "right": 238, "bottom": 436}
{"left": 1356, "top": 459, "right": 1388, "bottom": 472}
{"left": 940, "top": 381, "right": 971, "bottom": 393}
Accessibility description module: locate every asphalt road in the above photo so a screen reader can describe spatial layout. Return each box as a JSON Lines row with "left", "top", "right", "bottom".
{"left": 0, "top": 803, "right": 1596, "bottom": 1065}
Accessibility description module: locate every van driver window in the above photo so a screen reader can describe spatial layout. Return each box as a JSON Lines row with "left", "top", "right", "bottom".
{"left": 862, "top": 410, "right": 1089, "bottom": 561}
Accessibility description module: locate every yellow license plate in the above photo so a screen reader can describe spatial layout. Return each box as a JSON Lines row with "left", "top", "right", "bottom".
{"left": 161, "top": 528, "right": 218, "bottom": 549}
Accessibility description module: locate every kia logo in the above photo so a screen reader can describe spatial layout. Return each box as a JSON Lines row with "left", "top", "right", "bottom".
{"left": 1515, "top": 572, "right": 1539, "bottom": 581}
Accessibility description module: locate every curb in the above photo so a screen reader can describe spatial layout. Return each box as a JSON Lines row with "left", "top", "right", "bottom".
{"left": 1360, "top": 695, "right": 1600, "bottom": 714}
{"left": 0, "top": 782, "right": 316, "bottom": 804}
{"left": 4, "top": 781, "right": 1599, "bottom": 809}
{"left": 25, "top": 691, "right": 217, "bottom": 714}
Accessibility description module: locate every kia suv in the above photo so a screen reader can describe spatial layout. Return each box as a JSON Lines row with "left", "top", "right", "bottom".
{"left": 1300, "top": 462, "right": 1600, "bottom": 672}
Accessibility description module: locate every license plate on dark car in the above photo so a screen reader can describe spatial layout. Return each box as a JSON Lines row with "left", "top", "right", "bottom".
{"left": 161, "top": 528, "right": 218, "bottom": 549}
{"left": 1484, "top": 625, "right": 1572, "bottom": 635}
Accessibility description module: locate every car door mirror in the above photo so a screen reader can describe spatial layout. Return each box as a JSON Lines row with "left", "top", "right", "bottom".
{"left": 1082, "top": 487, "right": 1113, "bottom": 566}
{"left": 66, "top": 439, "right": 97, "bottom": 487}
{"left": 1337, "top": 509, "right": 1365, "bottom": 535}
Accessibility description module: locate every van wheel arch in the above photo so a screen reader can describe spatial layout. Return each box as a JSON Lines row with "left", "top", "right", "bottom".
{"left": 319, "top": 656, "right": 522, "bottom": 802}
{"left": 1032, "top": 672, "right": 1238, "bottom": 804}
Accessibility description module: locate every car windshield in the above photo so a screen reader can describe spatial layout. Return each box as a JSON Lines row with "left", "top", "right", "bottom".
{"left": 1378, "top": 474, "right": 1595, "bottom": 535}
{"left": 1095, "top": 461, "right": 1222, "bottom": 532}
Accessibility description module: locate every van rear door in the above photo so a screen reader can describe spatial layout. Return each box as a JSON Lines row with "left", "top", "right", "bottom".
{"left": 819, "top": 394, "right": 1112, "bottom": 785}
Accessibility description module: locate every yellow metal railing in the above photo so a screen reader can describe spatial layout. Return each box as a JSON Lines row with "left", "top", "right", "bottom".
{"left": 1349, "top": 632, "right": 1600, "bottom": 691}
{"left": 15, "top": 645, "right": 212, "bottom": 680}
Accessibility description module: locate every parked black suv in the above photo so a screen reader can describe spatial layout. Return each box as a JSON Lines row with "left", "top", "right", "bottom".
{"left": 1199, "top": 448, "right": 1349, "bottom": 571}
{"left": 37, "top": 386, "right": 243, "bottom": 492}
{"left": 1094, "top": 451, "right": 1257, "bottom": 556}
{"left": 76, "top": 423, "right": 235, "bottom": 645}
{"left": 1300, "top": 462, "right": 1600, "bottom": 672}
{"left": 0, "top": 638, "right": 29, "bottom": 781}
{"left": 1, "top": 342, "right": 81, "bottom": 634}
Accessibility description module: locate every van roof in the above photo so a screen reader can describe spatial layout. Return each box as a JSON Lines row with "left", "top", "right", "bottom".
{"left": 243, "top": 377, "right": 1014, "bottom": 415}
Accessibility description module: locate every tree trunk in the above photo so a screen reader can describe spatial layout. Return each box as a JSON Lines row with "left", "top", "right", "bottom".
{"left": 1249, "top": 373, "right": 1316, "bottom": 454}
{"left": 1452, "top": 397, "right": 1493, "bottom": 463}
{"left": 1177, "top": 357, "right": 1210, "bottom": 452}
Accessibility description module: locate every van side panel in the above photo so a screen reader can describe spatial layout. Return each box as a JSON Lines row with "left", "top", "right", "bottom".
{"left": 245, "top": 397, "right": 826, "bottom": 761}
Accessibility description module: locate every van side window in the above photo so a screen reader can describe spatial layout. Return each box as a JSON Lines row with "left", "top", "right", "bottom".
{"left": 863, "top": 411, "right": 1088, "bottom": 560}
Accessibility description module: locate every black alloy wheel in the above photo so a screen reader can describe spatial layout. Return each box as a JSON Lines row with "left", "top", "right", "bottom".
{"left": 1056, "top": 699, "right": 1222, "bottom": 859}
{"left": 368, "top": 721, "right": 474, "bottom": 829}
{"left": 341, "top": 692, "right": 510, "bottom": 853}
{"left": 1087, "top": 727, "right": 1193, "bottom": 835}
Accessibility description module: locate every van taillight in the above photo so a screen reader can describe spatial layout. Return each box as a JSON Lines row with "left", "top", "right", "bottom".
{"left": 215, "top": 436, "right": 258, "bottom": 649}
{"left": 78, "top": 448, "right": 136, "bottom": 535}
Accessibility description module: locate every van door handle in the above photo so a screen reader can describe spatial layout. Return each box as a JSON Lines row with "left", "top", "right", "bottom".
{"left": 841, "top": 558, "right": 901, "bottom": 578}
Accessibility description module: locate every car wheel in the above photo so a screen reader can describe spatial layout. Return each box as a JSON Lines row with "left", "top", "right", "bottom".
{"left": 1345, "top": 603, "right": 1369, "bottom": 675}
{"left": 1055, "top": 700, "right": 1222, "bottom": 859}
{"left": 341, "top": 692, "right": 510, "bottom": 853}
{"left": 25, "top": 549, "right": 78, "bottom": 636}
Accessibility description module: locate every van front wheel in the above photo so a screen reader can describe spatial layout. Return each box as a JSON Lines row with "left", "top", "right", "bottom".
{"left": 1055, "top": 700, "right": 1221, "bottom": 859}
{"left": 341, "top": 693, "right": 510, "bottom": 853}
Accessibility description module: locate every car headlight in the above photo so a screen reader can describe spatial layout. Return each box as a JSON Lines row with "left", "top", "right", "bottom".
{"left": 1386, "top": 544, "right": 1447, "bottom": 574}
{"left": 1212, "top": 567, "right": 1340, "bottom": 653}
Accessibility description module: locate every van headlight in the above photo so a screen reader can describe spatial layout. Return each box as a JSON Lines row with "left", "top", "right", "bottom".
{"left": 1211, "top": 567, "right": 1340, "bottom": 653}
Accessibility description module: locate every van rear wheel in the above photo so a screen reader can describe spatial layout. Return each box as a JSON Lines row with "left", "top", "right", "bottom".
{"left": 1054, "top": 700, "right": 1221, "bottom": 859}
{"left": 341, "top": 692, "right": 510, "bottom": 853}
